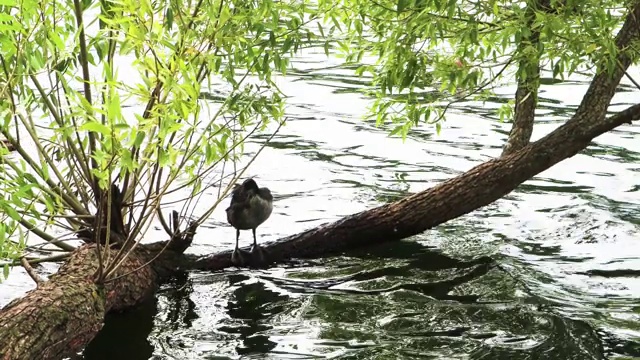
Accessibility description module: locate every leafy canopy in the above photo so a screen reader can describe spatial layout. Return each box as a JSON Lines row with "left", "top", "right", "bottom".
{"left": 316, "top": 0, "right": 632, "bottom": 137}
{"left": 0, "top": 0, "right": 636, "bottom": 279}
{"left": 0, "top": 0, "right": 317, "bottom": 279}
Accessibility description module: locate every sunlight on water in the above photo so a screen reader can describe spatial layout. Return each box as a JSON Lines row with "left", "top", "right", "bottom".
{"left": 2, "top": 45, "right": 640, "bottom": 359}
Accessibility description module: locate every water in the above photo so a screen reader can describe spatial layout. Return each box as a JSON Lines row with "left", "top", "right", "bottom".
{"left": 2, "top": 46, "right": 640, "bottom": 359}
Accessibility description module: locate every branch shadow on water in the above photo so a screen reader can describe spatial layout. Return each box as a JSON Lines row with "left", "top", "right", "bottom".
{"left": 83, "top": 271, "right": 198, "bottom": 360}
{"left": 80, "top": 240, "right": 627, "bottom": 359}
{"left": 266, "top": 240, "right": 496, "bottom": 304}
{"left": 262, "top": 240, "right": 617, "bottom": 359}
{"left": 162, "top": 271, "right": 200, "bottom": 330}
{"left": 82, "top": 296, "right": 157, "bottom": 360}
{"left": 216, "top": 274, "right": 286, "bottom": 356}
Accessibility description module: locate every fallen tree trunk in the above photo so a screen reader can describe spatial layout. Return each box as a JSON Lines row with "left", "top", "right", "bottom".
{"left": 190, "top": 103, "right": 640, "bottom": 271}
{"left": 1, "top": 107, "right": 639, "bottom": 358}
{"left": 0, "top": 239, "right": 189, "bottom": 360}
{"left": 192, "top": 0, "right": 640, "bottom": 270}
{"left": 0, "top": 4, "right": 639, "bottom": 359}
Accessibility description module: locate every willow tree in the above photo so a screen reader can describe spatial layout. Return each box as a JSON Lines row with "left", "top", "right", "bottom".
{"left": 0, "top": 0, "right": 313, "bottom": 277}
{"left": 0, "top": 0, "right": 313, "bottom": 355}
{"left": 1, "top": 0, "right": 640, "bottom": 358}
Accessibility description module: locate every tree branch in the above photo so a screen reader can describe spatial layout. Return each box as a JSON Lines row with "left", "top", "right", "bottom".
{"left": 72, "top": 0, "right": 99, "bottom": 190}
{"left": 572, "top": 1, "right": 640, "bottom": 124}
{"left": 189, "top": 101, "right": 640, "bottom": 271}
{"left": 1, "top": 96, "right": 638, "bottom": 359}
{"left": 1, "top": 5, "right": 640, "bottom": 359}
{"left": 502, "top": 0, "right": 549, "bottom": 156}
{"left": 20, "top": 257, "right": 43, "bottom": 286}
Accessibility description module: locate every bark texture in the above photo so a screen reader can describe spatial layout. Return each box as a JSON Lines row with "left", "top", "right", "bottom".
{"left": 501, "top": 0, "right": 549, "bottom": 156}
{"left": 191, "top": 104, "right": 640, "bottom": 271}
{"left": 0, "top": 3, "right": 639, "bottom": 359}
{"left": 0, "top": 239, "right": 187, "bottom": 360}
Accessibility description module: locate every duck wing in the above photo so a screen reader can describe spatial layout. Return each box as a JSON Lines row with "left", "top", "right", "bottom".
{"left": 230, "top": 184, "right": 249, "bottom": 203}
{"left": 226, "top": 183, "right": 252, "bottom": 212}
{"left": 226, "top": 184, "right": 252, "bottom": 226}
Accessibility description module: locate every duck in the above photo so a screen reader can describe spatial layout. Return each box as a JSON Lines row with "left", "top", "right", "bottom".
{"left": 225, "top": 178, "right": 273, "bottom": 266}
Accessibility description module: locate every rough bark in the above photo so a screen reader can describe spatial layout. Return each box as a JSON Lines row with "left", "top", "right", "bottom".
{"left": 191, "top": 103, "right": 640, "bottom": 271}
{"left": 0, "top": 2, "right": 639, "bottom": 359}
{"left": 501, "top": 0, "right": 548, "bottom": 156}
{"left": 0, "top": 238, "right": 189, "bottom": 360}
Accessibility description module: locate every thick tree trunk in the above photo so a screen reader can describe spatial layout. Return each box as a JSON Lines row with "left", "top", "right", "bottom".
{"left": 0, "top": 246, "right": 149, "bottom": 359}
{"left": 0, "top": 240, "right": 186, "bottom": 360}
{"left": 0, "top": 3, "right": 639, "bottom": 359}
{"left": 2, "top": 110, "right": 640, "bottom": 359}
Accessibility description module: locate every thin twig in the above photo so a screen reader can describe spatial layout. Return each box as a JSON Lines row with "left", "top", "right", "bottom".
{"left": 622, "top": 68, "right": 640, "bottom": 90}
{"left": 72, "top": 0, "right": 98, "bottom": 183}
{"left": 20, "top": 257, "right": 44, "bottom": 286}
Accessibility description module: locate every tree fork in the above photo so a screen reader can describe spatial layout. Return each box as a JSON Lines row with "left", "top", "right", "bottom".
{"left": 501, "top": 0, "right": 549, "bottom": 156}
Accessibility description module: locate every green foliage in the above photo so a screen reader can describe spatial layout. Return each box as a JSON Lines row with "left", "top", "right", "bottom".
{"left": 0, "top": 0, "right": 322, "bottom": 280}
{"left": 0, "top": 212, "right": 23, "bottom": 281}
{"left": 315, "top": 0, "right": 635, "bottom": 138}
{"left": 0, "top": 0, "right": 637, "bottom": 281}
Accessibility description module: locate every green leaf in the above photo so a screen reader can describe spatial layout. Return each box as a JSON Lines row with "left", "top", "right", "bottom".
{"left": 397, "top": 0, "right": 409, "bottom": 13}
{"left": 316, "top": 23, "right": 325, "bottom": 38}
{"left": 165, "top": 7, "right": 174, "bottom": 30}
{"left": 80, "top": 121, "right": 111, "bottom": 136}
{"left": 158, "top": 147, "right": 169, "bottom": 167}
{"left": 218, "top": 6, "right": 231, "bottom": 28}
{"left": 2, "top": 204, "right": 20, "bottom": 222}
{"left": 282, "top": 38, "right": 293, "bottom": 53}
{"left": 107, "top": 93, "right": 122, "bottom": 122}
{"left": 389, "top": 124, "right": 403, "bottom": 137}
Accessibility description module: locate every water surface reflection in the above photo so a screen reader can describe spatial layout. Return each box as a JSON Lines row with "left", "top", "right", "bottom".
{"left": 3, "top": 48, "right": 640, "bottom": 360}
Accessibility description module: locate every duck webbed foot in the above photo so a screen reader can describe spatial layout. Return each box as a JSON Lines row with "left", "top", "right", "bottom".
{"left": 250, "top": 244, "right": 268, "bottom": 267}
{"left": 231, "top": 248, "right": 250, "bottom": 267}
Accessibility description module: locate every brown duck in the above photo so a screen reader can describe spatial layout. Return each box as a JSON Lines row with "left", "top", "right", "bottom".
{"left": 226, "top": 178, "right": 273, "bottom": 265}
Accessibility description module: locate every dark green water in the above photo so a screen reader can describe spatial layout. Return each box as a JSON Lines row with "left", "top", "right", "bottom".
{"left": 2, "top": 48, "right": 640, "bottom": 359}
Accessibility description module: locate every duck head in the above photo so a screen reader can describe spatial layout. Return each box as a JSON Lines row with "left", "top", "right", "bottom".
{"left": 240, "top": 178, "right": 259, "bottom": 192}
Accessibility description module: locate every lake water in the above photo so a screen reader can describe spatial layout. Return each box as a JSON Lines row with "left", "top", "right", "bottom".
{"left": 2, "top": 46, "right": 640, "bottom": 359}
